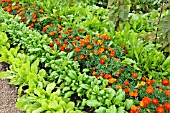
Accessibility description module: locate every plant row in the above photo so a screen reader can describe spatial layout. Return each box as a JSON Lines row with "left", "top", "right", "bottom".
{"left": 0, "top": 0, "right": 170, "bottom": 113}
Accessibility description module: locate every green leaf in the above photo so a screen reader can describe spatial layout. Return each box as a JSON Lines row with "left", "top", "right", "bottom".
{"left": 64, "top": 91, "right": 74, "bottom": 98}
{"left": 67, "top": 51, "right": 74, "bottom": 59}
{"left": 117, "top": 107, "right": 125, "bottom": 113}
{"left": 46, "top": 82, "right": 56, "bottom": 94}
{"left": 31, "top": 59, "right": 39, "bottom": 74}
{"left": 162, "top": 56, "right": 170, "bottom": 71}
{"left": 66, "top": 102, "right": 75, "bottom": 109}
{"left": 106, "top": 105, "right": 117, "bottom": 113}
{"left": 124, "top": 99, "right": 133, "bottom": 110}
{"left": 121, "top": 58, "right": 136, "bottom": 65}
{"left": 32, "top": 107, "right": 44, "bottom": 113}
{"left": 86, "top": 100, "right": 102, "bottom": 107}
{"left": 113, "top": 91, "right": 125, "bottom": 105}
{"left": 48, "top": 100, "right": 59, "bottom": 110}
{"left": 0, "top": 32, "right": 8, "bottom": 46}
{"left": 95, "top": 107, "right": 106, "bottom": 113}
{"left": 0, "top": 71, "right": 12, "bottom": 79}
{"left": 68, "top": 70, "right": 77, "bottom": 80}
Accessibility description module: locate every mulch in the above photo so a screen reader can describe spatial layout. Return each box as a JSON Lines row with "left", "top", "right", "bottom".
{"left": 0, "top": 62, "right": 24, "bottom": 113}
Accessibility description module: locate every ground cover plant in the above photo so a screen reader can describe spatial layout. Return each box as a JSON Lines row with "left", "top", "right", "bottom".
{"left": 0, "top": 0, "right": 170, "bottom": 113}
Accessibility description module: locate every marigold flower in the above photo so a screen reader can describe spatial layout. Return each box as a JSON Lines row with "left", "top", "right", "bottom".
{"left": 164, "top": 102, "right": 170, "bottom": 111}
{"left": 108, "top": 78, "right": 117, "bottom": 84}
{"left": 68, "top": 35, "right": 73, "bottom": 39}
{"left": 58, "top": 35, "right": 62, "bottom": 39}
{"left": 146, "top": 79, "right": 153, "bottom": 86}
{"left": 142, "top": 96, "right": 150, "bottom": 106}
{"left": 74, "top": 47, "right": 81, "bottom": 53}
{"left": 97, "top": 40, "right": 103, "bottom": 44}
{"left": 114, "top": 58, "right": 119, "bottom": 62}
{"left": 108, "top": 47, "right": 112, "bottom": 51}
{"left": 124, "top": 80, "right": 129, "bottom": 86}
{"left": 98, "top": 48, "right": 104, "bottom": 54}
{"left": 132, "top": 73, "right": 138, "bottom": 78}
{"left": 78, "top": 29, "right": 82, "bottom": 33}
{"left": 84, "top": 39, "right": 90, "bottom": 44}
{"left": 79, "top": 54, "right": 85, "bottom": 59}
{"left": 101, "top": 55, "right": 107, "bottom": 59}
{"left": 116, "top": 84, "right": 122, "bottom": 89}
{"left": 100, "top": 59, "right": 106, "bottom": 64}
{"left": 92, "top": 71, "right": 96, "bottom": 76}
{"left": 72, "top": 42, "right": 76, "bottom": 46}
{"left": 104, "top": 74, "right": 112, "bottom": 79}
{"left": 89, "top": 52, "right": 93, "bottom": 56}
{"left": 74, "top": 57, "right": 78, "bottom": 61}
{"left": 76, "top": 36, "right": 80, "bottom": 40}
{"left": 123, "top": 87, "right": 130, "bottom": 94}
{"left": 146, "top": 86, "right": 154, "bottom": 94}
{"left": 68, "top": 29, "right": 73, "bottom": 33}
{"left": 103, "top": 34, "right": 110, "bottom": 40}
{"left": 156, "top": 106, "right": 165, "bottom": 113}
{"left": 164, "top": 90, "right": 170, "bottom": 97}
{"left": 86, "top": 44, "right": 93, "bottom": 50}
{"left": 59, "top": 46, "right": 65, "bottom": 51}
{"left": 86, "top": 35, "right": 91, "bottom": 39}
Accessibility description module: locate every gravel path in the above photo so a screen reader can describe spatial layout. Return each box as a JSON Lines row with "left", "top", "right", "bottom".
{"left": 0, "top": 62, "right": 24, "bottom": 113}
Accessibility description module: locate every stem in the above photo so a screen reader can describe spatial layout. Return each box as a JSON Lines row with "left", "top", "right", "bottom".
{"left": 155, "top": 0, "right": 164, "bottom": 44}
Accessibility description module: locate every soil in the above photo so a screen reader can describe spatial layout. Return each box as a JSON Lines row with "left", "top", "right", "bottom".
{"left": 0, "top": 62, "right": 24, "bottom": 113}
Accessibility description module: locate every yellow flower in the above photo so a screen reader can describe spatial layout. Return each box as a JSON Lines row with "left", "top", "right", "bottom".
{"left": 97, "top": 40, "right": 103, "bottom": 44}
{"left": 90, "top": 52, "right": 93, "bottom": 56}
{"left": 141, "top": 81, "right": 145, "bottom": 86}
{"left": 102, "top": 55, "right": 107, "bottom": 59}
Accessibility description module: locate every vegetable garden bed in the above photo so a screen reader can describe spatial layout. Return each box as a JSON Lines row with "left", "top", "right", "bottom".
{"left": 0, "top": 0, "right": 170, "bottom": 113}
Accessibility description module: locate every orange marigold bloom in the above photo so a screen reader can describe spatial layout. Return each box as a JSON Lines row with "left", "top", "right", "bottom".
{"left": 85, "top": 39, "right": 90, "bottom": 44}
{"left": 123, "top": 87, "right": 130, "bottom": 94}
{"left": 142, "top": 96, "right": 151, "bottom": 106}
{"left": 99, "top": 73, "right": 105, "bottom": 77}
{"left": 68, "top": 35, "right": 73, "bottom": 39}
{"left": 92, "top": 71, "right": 96, "bottom": 76}
{"left": 108, "top": 78, "right": 117, "bottom": 84}
{"left": 58, "top": 35, "right": 62, "bottom": 39}
{"left": 133, "top": 91, "right": 138, "bottom": 97}
{"left": 146, "top": 86, "right": 154, "bottom": 94}
{"left": 86, "top": 44, "right": 93, "bottom": 50}
{"left": 108, "top": 47, "right": 112, "bottom": 51}
{"left": 104, "top": 74, "right": 112, "bottom": 79}
{"left": 72, "top": 42, "right": 76, "bottom": 46}
{"left": 107, "top": 86, "right": 112, "bottom": 88}
{"left": 76, "top": 36, "right": 80, "bottom": 40}
{"left": 164, "top": 90, "right": 170, "bottom": 97}
{"left": 97, "top": 40, "right": 103, "bottom": 44}
{"left": 68, "top": 29, "right": 73, "bottom": 33}
{"left": 116, "top": 84, "right": 122, "bottom": 89}
{"left": 78, "top": 29, "right": 82, "bottom": 33}
{"left": 64, "top": 31, "right": 69, "bottom": 34}
{"left": 98, "top": 48, "right": 105, "bottom": 54}
{"left": 74, "top": 57, "right": 78, "bottom": 61}
{"left": 86, "top": 35, "right": 91, "bottom": 39}
{"left": 124, "top": 80, "right": 129, "bottom": 86}
{"left": 103, "top": 34, "right": 110, "bottom": 40}
{"left": 74, "top": 47, "right": 81, "bottom": 53}
{"left": 132, "top": 73, "right": 138, "bottom": 78}
{"left": 114, "top": 58, "right": 119, "bottom": 62}
{"left": 129, "top": 91, "right": 134, "bottom": 97}
{"left": 140, "top": 101, "right": 146, "bottom": 108}
{"left": 79, "top": 55, "right": 85, "bottom": 59}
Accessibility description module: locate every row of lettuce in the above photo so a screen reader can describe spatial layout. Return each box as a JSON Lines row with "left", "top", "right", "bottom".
{"left": 0, "top": 0, "right": 170, "bottom": 113}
